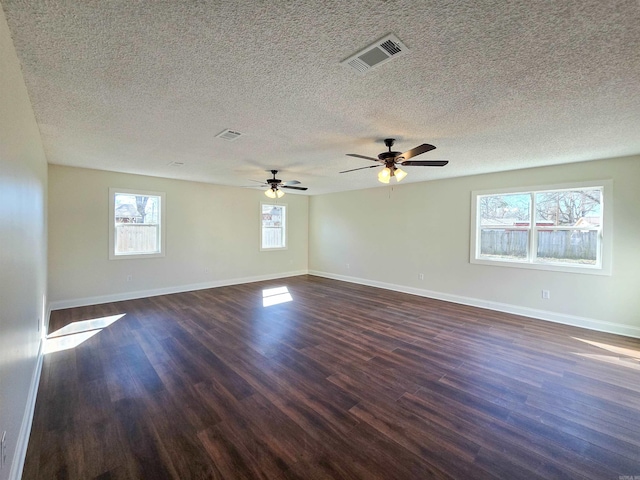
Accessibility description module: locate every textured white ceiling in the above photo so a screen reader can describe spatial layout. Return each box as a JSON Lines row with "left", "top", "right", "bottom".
{"left": 3, "top": 0, "right": 640, "bottom": 195}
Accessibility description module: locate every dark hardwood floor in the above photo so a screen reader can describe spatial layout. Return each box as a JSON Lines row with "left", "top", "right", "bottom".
{"left": 24, "top": 275, "right": 640, "bottom": 479}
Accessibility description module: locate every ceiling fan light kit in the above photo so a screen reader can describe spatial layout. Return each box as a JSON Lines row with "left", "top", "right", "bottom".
{"left": 377, "top": 165, "right": 407, "bottom": 184}
{"left": 342, "top": 138, "right": 449, "bottom": 183}
{"left": 265, "top": 187, "right": 285, "bottom": 199}
{"left": 378, "top": 167, "right": 391, "bottom": 183}
{"left": 394, "top": 167, "right": 407, "bottom": 182}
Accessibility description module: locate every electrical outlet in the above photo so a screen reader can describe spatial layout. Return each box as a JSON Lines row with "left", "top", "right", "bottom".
{"left": 542, "top": 290, "right": 550, "bottom": 299}
{"left": 126, "top": 274, "right": 133, "bottom": 282}
{"left": 346, "top": 263, "right": 350, "bottom": 270}
{"left": 1, "top": 430, "right": 6, "bottom": 469}
{"left": 418, "top": 273, "right": 424, "bottom": 280}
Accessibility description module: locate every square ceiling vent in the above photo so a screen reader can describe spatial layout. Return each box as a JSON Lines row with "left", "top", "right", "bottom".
{"left": 215, "top": 129, "right": 242, "bottom": 141}
{"left": 341, "top": 34, "right": 409, "bottom": 74}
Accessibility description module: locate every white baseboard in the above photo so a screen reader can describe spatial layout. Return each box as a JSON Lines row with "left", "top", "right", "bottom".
{"left": 48, "top": 268, "right": 640, "bottom": 338}
{"left": 308, "top": 270, "right": 640, "bottom": 339}
{"left": 49, "top": 270, "right": 309, "bottom": 311}
{"left": 10, "top": 338, "right": 44, "bottom": 480}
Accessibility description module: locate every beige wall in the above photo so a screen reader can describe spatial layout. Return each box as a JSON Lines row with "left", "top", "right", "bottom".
{"left": 309, "top": 156, "right": 640, "bottom": 337}
{"left": 48, "top": 165, "right": 308, "bottom": 307}
{"left": 0, "top": 4, "right": 48, "bottom": 479}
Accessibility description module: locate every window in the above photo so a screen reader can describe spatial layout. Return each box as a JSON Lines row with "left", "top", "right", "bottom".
{"left": 109, "top": 188, "right": 165, "bottom": 259}
{"left": 261, "top": 203, "right": 287, "bottom": 250}
{"left": 471, "top": 181, "right": 612, "bottom": 274}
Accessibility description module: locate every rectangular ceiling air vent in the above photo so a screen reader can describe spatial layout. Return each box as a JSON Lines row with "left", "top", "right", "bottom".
{"left": 341, "top": 34, "right": 409, "bottom": 74}
{"left": 215, "top": 129, "right": 242, "bottom": 141}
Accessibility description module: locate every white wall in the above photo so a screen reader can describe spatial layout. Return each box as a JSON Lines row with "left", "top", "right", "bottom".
{"left": 48, "top": 165, "right": 308, "bottom": 308}
{"left": 309, "top": 156, "right": 640, "bottom": 337}
{"left": 0, "top": 4, "right": 48, "bottom": 479}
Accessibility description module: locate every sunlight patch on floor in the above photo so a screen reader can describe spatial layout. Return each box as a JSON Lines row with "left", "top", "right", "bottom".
{"left": 572, "top": 353, "right": 640, "bottom": 371}
{"left": 48, "top": 314, "right": 125, "bottom": 338}
{"left": 44, "top": 314, "right": 126, "bottom": 354}
{"left": 44, "top": 329, "right": 102, "bottom": 354}
{"left": 572, "top": 337, "right": 640, "bottom": 360}
{"left": 571, "top": 337, "right": 640, "bottom": 370}
{"left": 262, "top": 286, "right": 293, "bottom": 307}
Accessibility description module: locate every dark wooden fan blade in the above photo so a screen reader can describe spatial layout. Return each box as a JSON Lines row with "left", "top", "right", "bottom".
{"left": 400, "top": 144, "right": 436, "bottom": 160}
{"left": 346, "top": 153, "right": 380, "bottom": 162}
{"left": 283, "top": 180, "right": 301, "bottom": 185}
{"left": 281, "top": 185, "right": 308, "bottom": 191}
{"left": 400, "top": 160, "right": 448, "bottom": 167}
{"left": 340, "top": 165, "right": 380, "bottom": 174}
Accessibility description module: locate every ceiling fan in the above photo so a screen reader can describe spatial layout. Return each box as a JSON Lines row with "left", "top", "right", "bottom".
{"left": 341, "top": 138, "right": 448, "bottom": 183}
{"left": 251, "top": 170, "right": 308, "bottom": 198}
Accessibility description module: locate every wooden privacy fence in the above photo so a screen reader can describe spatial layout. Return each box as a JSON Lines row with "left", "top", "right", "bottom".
{"left": 480, "top": 229, "right": 597, "bottom": 262}
{"left": 115, "top": 224, "right": 159, "bottom": 254}
{"left": 262, "top": 227, "right": 283, "bottom": 248}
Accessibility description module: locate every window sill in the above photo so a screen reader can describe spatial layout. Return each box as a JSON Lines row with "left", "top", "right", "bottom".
{"left": 109, "top": 252, "right": 165, "bottom": 260}
{"left": 470, "top": 257, "right": 611, "bottom": 276}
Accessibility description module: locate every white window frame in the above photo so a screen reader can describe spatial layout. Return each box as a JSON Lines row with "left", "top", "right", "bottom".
{"left": 260, "top": 202, "right": 287, "bottom": 251}
{"left": 470, "top": 180, "right": 612, "bottom": 275}
{"left": 109, "top": 188, "right": 166, "bottom": 260}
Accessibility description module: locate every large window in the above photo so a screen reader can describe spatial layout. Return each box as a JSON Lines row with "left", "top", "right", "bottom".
{"left": 109, "top": 188, "right": 165, "bottom": 259}
{"left": 261, "top": 203, "right": 287, "bottom": 250}
{"left": 471, "top": 181, "right": 612, "bottom": 274}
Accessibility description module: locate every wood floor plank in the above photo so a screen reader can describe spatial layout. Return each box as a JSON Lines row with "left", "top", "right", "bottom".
{"left": 80, "top": 416, "right": 127, "bottom": 479}
{"left": 112, "top": 397, "right": 175, "bottom": 480}
{"left": 348, "top": 399, "right": 485, "bottom": 475}
{"left": 24, "top": 275, "right": 640, "bottom": 479}
{"left": 398, "top": 387, "right": 619, "bottom": 480}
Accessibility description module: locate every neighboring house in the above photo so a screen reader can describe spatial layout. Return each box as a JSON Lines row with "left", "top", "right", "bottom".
{"left": 262, "top": 206, "right": 283, "bottom": 228}
{"left": 115, "top": 204, "right": 141, "bottom": 223}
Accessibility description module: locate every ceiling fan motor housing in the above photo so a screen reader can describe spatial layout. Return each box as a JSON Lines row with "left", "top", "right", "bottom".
{"left": 380, "top": 139, "right": 402, "bottom": 163}
{"left": 267, "top": 170, "right": 281, "bottom": 185}
{"left": 378, "top": 151, "right": 402, "bottom": 161}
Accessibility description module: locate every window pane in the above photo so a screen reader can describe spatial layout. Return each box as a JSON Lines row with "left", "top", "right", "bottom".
{"left": 535, "top": 189, "right": 602, "bottom": 227}
{"left": 114, "top": 194, "right": 160, "bottom": 225}
{"left": 479, "top": 228, "right": 528, "bottom": 260}
{"left": 115, "top": 225, "right": 159, "bottom": 255}
{"left": 479, "top": 193, "right": 531, "bottom": 227}
{"left": 113, "top": 192, "right": 161, "bottom": 256}
{"left": 472, "top": 183, "right": 608, "bottom": 273}
{"left": 261, "top": 204, "right": 286, "bottom": 249}
{"left": 536, "top": 229, "right": 598, "bottom": 265}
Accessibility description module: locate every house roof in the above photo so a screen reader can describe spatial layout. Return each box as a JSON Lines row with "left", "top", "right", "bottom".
{"left": 2, "top": 0, "right": 639, "bottom": 194}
